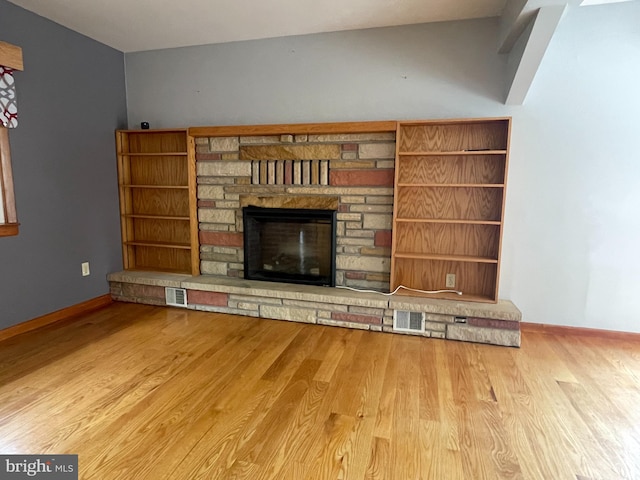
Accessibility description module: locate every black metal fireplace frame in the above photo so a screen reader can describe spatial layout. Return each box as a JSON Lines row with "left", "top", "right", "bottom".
{"left": 242, "top": 206, "right": 337, "bottom": 287}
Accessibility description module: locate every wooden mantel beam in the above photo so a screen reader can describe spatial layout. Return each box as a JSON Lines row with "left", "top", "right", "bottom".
{"left": 0, "top": 41, "right": 24, "bottom": 71}
{"left": 189, "top": 120, "right": 397, "bottom": 138}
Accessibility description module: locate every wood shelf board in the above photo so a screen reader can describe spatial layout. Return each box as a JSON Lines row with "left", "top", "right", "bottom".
{"left": 396, "top": 154, "right": 506, "bottom": 185}
{"left": 130, "top": 244, "right": 192, "bottom": 273}
{"left": 125, "top": 266, "right": 191, "bottom": 275}
{"left": 398, "top": 121, "right": 509, "bottom": 153}
{"left": 130, "top": 189, "right": 190, "bottom": 218}
{"left": 118, "top": 152, "right": 188, "bottom": 157}
{"left": 189, "top": 120, "right": 397, "bottom": 137}
{"left": 392, "top": 289, "right": 496, "bottom": 303}
{"left": 393, "top": 222, "right": 500, "bottom": 260}
{"left": 127, "top": 155, "right": 189, "bottom": 185}
{"left": 121, "top": 184, "right": 189, "bottom": 189}
{"left": 394, "top": 218, "right": 502, "bottom": 225}
{"left": 397, "top": 117, "right": 511, "bottom": 127}
{"left": 132, "top": 217, "right": 191, "bottom": 245}
{"left": 395, "top": 186, "right": 503, "bottom": 222}
{"left": 118, "top": 130, "right": 188, "bottom": 155}
{"left": 392, "top": 257, "right": 498, "bottom": 299}
{"left": 117, "top": 128, "right": 188, "bottom": 134}
{"left": 397, "top": 183, "right": 504, "bottom": 188}
{"left": 393, "top": 252, "right": 498, "bottom": 263}
{"left": 125, "top": 241, "right": 191, "bottom": 249}
{"left": 123, "top": 214, "right": 190, "bottom": 221}
{"left": 398, "top": 150, "right": 507, "bottom": 156}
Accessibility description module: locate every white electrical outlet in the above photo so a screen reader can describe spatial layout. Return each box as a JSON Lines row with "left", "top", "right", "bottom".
{"left": 81, "top": 262, "right": 90, "bottom": 276}
{"left": 445, "top": 273, "right": 456, "bottom": 288}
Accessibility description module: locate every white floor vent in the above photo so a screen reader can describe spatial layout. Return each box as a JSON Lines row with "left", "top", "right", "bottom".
{"left": 393, "top": 310, "right": 425, "bottom": 333}
{"left": 165, "top": 287, "right": 187, "bottom": 307}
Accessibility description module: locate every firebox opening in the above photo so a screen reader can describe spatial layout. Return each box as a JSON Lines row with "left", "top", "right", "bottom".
{"left": 243, "top": 206, "right": 337, "bottom": 287}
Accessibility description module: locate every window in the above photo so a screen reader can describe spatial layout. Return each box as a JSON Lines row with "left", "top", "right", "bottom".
{"left": 0, "top": 41, "right": 23, "bottom": 237}
{"left": 0, "top": 127, "right": 18, "bottom": 236}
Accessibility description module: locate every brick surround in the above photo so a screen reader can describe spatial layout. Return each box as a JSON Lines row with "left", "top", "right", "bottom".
{"left": 196, "top": 132, "right": 395, "bottom": 291}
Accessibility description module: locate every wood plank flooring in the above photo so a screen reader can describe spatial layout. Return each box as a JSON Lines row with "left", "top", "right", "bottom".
{"left": 1, "top": 302, "right": 639, "bottom": 479}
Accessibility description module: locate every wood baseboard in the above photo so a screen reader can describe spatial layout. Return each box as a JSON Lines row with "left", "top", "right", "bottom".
{"left": 521, "top": 322, "right": 640, "bottom": 341}
{"left": 0, "top": 294, "right": 113, "bottom": 342}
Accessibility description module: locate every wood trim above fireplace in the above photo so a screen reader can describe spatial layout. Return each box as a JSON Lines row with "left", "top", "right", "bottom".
{"left": 189, "top": 120, "right": 397, "bottom": 137}
{"left": 239, "top": 194, "right": 339, "bottom": 211}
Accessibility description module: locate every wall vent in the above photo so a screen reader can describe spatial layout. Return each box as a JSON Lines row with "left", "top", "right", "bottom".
{"left": 165, "top": 287, "right": 187, "bottom": 307}
{"left": 393, "top": 310, "right": 424, "bottom": 333}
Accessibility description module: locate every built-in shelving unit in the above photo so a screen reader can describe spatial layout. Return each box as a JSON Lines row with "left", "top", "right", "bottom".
{"left": 390, "top": 118, "right": 511, "bottom": 303}
{"left": 116, "top": 129, "right": 199, "bottom": 275}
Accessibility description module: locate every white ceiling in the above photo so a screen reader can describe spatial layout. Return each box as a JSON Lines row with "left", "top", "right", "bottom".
{"left": 8, "top": 0, "right": 509, "bottom": 52}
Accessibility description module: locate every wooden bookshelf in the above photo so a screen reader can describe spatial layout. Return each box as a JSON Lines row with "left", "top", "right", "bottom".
{"left": 390, "top": 118, "right": 511, "bottom": 303}
{"left": 116, "top": 129, "right": 199, "bottom": 275}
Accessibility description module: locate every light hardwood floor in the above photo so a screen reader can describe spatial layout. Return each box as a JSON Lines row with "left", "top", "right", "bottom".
{"left": 1, "top": 302, "right": 639, "bottom": 480}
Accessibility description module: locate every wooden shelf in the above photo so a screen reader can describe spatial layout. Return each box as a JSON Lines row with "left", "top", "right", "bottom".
{"left": 398, "top": 150, "right": 507, "bottom": 156}
{"left": 118, "top": 152, "right": 188, "bottom": 157}
{"left": 394, "top": 218, "right": 501, "bottom": 225}
{"left": 395, "top": 186, "right": 503, "bottom": 222}
{"left": 394, "top": 252, "right": 498, "bottom": 264}
{"left": 125, "top": 266, "right": 192, "bottom": 275}
{"left": 123, "top": 214, "right": 190, "bottom": 221}
{"left": 116, "top": 129, "right": 198, "bottom": 275}
{"left": 391, "top": 118, "right": 511, "bottom": 303}
{"left": 120, "top": 128, "right": 187, "bottom": 134}
{"left": 393, "top": 257, "right": 498, "bottom": 301}
{"left": 393, "top": 288, "right": 496, "bottom": 303}
{"left": 124, "top": 240, "right": 191, "bottom": 250}
{"left": 397, "top": 183, "right": 504, "bottom": 188}
{"left": 396, "top": 153, "right": 505, "bottom": 186}
{"left": 121, "top": 184, "right": 189, "bottom": 189}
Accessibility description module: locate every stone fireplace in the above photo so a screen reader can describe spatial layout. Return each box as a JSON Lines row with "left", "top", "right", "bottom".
{"left": 108, "top": 122, "right": 522, "bottom": 347}
{"left": 195, "top": 132, "right": 396, "bottom": 292}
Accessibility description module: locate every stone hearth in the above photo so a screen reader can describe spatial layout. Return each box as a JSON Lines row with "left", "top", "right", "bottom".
{"left": 108, "top": 271, "right": 522, "bottom": 347}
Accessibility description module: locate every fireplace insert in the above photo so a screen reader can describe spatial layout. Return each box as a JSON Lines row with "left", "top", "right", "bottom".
{"left": 243, "top": 206, "right": 337, "bottom": 287}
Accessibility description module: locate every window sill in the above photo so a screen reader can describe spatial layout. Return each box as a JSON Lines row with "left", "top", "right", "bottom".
{"left": 0, "top": 223, "right": 19, "bottom": 237}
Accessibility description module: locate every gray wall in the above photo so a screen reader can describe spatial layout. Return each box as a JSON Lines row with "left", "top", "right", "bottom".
{"left": 125, "top": 2, "right": 640, "bottom": 332}
{"left": 125, "top": 18, "right": 506, "bottom": 128}
{"left": 502, "top": 2, "right": 640, "bottom": 332}
{"left": 0, "top": 0, "right": 127, "bottom": 329}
